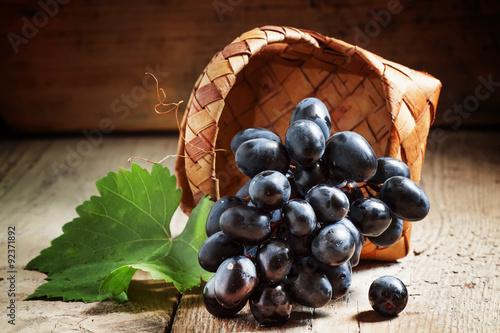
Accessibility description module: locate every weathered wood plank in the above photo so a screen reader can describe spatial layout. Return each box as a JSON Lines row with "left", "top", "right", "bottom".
{"left": 0, "top": 135, "right": 183, "bottom": 333}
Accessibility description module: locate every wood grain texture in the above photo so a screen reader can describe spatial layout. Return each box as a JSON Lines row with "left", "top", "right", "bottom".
{"left": 0, "top": 0, "right": 499, "bottom": 133}
{"left": 1, "top": 130, "right": 499, "bottom": 332}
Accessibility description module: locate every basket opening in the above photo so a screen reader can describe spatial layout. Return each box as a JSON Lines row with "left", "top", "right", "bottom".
{"left": 215, "top": 51, "right": 392, "bottom": 198}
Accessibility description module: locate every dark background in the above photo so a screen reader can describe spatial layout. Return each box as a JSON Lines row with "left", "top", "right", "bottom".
{"left": 1, "top": 0, "right": 499, "bottom": 135}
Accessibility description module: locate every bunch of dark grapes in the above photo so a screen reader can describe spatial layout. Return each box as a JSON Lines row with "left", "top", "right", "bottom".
{"left": 199, "top": 97, "right": 427, "bottom": 326}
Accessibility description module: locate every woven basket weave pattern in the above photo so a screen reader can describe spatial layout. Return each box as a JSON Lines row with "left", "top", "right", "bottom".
{"left": 175, "top": 25, "right": 441, "bottom": 261}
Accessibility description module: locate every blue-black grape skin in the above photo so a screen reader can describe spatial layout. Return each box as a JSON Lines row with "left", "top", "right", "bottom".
{"left": 290, "top": 97, "right": 332, "bottom": 141}
{"left": 379, "top": 176, "right": 430, "bottom": 221}
{"left": 320, "top": 261, "right": 352, "bottom": 301}
{"left": 235, "top": 138, "right": 290, "bottom": 178}
{"left": 337, "top": 218, "right": 365, "bottom": 267}
{"left": 370, "top": 157, "right": 411, "bottom": 184}
{"left": 249, "top": 170, "right": 291, "bottom": 211}
{"left": 203, "top": 276, "right": 246, "bottom": 318}
{"left": 282, "top": 199, "right": 317, "bottom": 237}
{"left": 205, "top": 196, "right": 247, "bottom": 237}
{"left": 285, "top": 119, "right": 325, "bottom": 167}
{"left": 236, "top": 179, "right": 251, "bottom": 198}
{"left": 231, "top": 128, "right": 282, "bottom": 154}
{"left": 293, "top": 160, "right": 331, "bottom": 197}
{"left": 286, "top": 257, "right": 332, "bottom": 308}
{"left": 323, "top": 131, "right": 377, "bottom": 182}
{"left": 369, "top": 217, "right": 404, "bottom": 248}
{"left": 256, "top": 238, "right": 294, "bottom": 283}
{"left": 214, "top": 256, "right": 259, "bottom": 308}
{"left": 219, "top": 206, "right": 272, "bottom": 245}
{"left": 198, "top": 231, "right": 244, "bottom": 272}
{"left": 311, "top": 223, "right": 355, "bottom": 266}
{"left": 285, "top": 231, "right": 315, "bottom": 258}
{"left": 369, "top": 276, "right": 408, "bottom": 317}
{"left": 306, "top": 184, "right": 350, "bottom": 224}
{"left": 250, "top": 283, "right": 292, "bottom": 327}
{"left": 349, "top": 197, "right": 392, "bottom": 237}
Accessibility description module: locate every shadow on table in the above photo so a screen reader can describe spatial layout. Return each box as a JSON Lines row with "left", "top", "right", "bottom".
{"left": 356, "top": 310, "right": 395, "bottom": 323}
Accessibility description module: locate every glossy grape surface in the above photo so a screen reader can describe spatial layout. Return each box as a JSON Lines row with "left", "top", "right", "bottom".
{"left": 369, "top": 217, "right": 403, "bottom": 248}
{"left": 306, "top": 184, "right": 349, "bottom": 224}
{"left": 214, "top": 256, "right": 258, "bottom": 308}
{"left": 324, "top": 131, "right": 377, "bottom": 182}
{"left": 349, "top": 197, "right": 392, "bottom": 237}
{"left": 311, "top": 223, "right": 355, "bottom": 266}
{"left": 379, "top": 176, "right": 430, "bottom": 221}
{"left": 293, "top": 160, "right": 331, "bottom": 197}
{"left": 287, "top": 257, "right": 332, "bottom": 308}
{"left": 321, "top": 261, "right": 352, "bottom": 300}
{"left": 250, "top": 283, "right": 292, "bottom": 327}
{"left": 369, "top": 276, "right": 408, "bottom": 317}
{"left": 370, "top": 157, "right": 411, "bottom": 184}
{"left": 256, "top": 238, "right": 293, "bottom": 283}
{"left": 203, "top": 276, "right": 245, "bottom": 318}
{"left": 249, "top": 170, "right": 291, "bottom": 211}
{"left": 282, "top": 199, "right": 317, "bottom": 237}
{"left": 219, "top": 206, "right": 271, "bottom": 245}
{"left": 235, "top": 138, "right": 290, "bottom": 178}
{"left": 231, "top": 127, "right": 282, "bottom": 154}
{"left": 285, "top": 119, "right": 325, "bottom": 167}
{"left": 337, "top": 218, "right": 365, "bottom": 267}
{"left": 290, "top": 97, "right": 332, "bottom": 140}
{"left": 198, "top": 231, "right": 244, "bottom": 272}
{"left": 206, "top": 196, "right": 247, "bottom": 237}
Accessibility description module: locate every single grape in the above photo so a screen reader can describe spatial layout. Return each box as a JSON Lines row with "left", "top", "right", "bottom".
{"left": 287, "top": 257, "right": 332, "bottom": 308}
{"left": 320, "top": 261, "right": 352, "bottom": 300}
{"left": 256, "top": 238, "right": 293, "bottom": 283}
{"left": 250, "top": 283, "right": 292, "bottom": 327}
{"left": 198, "top": 231, "right": 244, "bottom": 272}
{"left": 349, "top": 197, "right": 392, "bottom": 237}
{"left": 292, "top": 160, "right": 331, "bottom": 197}
{"left": 249, "top": 170, "right": 291, "bottom": 211}
{"left": 282, "top": 199, "right": 317, "bottom": 237}
{"left": 214, "top": 256, "right": 258, "bottom": 308}
{"left": 337, "top": 217, "right": 365, "bottom": 267}
{"left": 203, "top": 276, "right": 245, "bottom": 318}
{"left": 323, "top": 131, "right": 377, "bottom": 182}
{"left": 205, "top": 195, "right": 247, "bottom": 237}
{"left": 290, "top": 97, "right": 331, "bottom": 140}
{"left": 306, "top": 184, "right": 350, "bottom": 224}
{"left": 285, "top": 119, "right": 325, "bottom": 167}
{"left": 231, "top": 127, "right": 282, "bottom": 154}
{"left": 379, "top": 176, "right": 430, "bottom": 221}
{"left": 370, "top": 157, "right": 411, "bottom": 184}
{"left": 219, "top": 206, "right": 271, "bottom": 245}
{"left": 369, "top": 276, "right": 408, "bottom": 317}
{"left": 369, "top": 217, "right": 404, "bottom": 248}
{"left": 311, "top": 223, "right": 355, "bottom": 266}
{"left": 235, "top": 138, "right": 290, "bottom": 178}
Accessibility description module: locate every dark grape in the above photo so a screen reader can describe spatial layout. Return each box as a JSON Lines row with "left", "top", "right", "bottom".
{"left": 282, "top": 199, "right": 317, "bottom": 237}
{"left": 324, "top": 131, "right": 377, "bottom": 182}
{"left": 250, "top": 283, "right": 292, "bottom": 327}
{"left": 206, "top": 196, "right": 247, "bottom": 237}
{"left": 219, "top": 206, "right": 271, "bottom": 245}
{"left": 285, "top": 232, "right": 315, "bottom": 258}
{"left": 214, "top": 256, "right": 258, "bottom": 308}
{"left": 321, "top": 261, "right": 352, "bottom": 300}
{"left": 231, "top": 127, "right": 282, "bottom": 154}
{"left": 203, "top": 276, "right": 245, "bottom": 318}
{"left": 379, "top": 176, "right": 430, "bottom": 221}
{"left": 292, "top": 160, "right": 331, "bottom": 197}
{"left": 337, "top": 217, "right": 365, "bottom": 267}
{"left": 370, "top": 157, "right": 411, "bottom": 184}
{"left": 349, "top": 197, "right": 392, "bottom": 237}
{"left": 306, "top": 184, "right": 349, "bottom": 224}
{"left": 369, "top": 276, "right": 408, "bottom": 317}
{"left": 341, "top": 181, "right": 366, "bottom": 205}
{"left": 290, "top": 97, "right": 331, "bottom": 140}
{"left": 285, "top": 119, "right": 325, "bottom": 167}
{"left": 236, "top": 179, "right": 251, "bottom": 198}
{"left": 249, "top": 170, "right": 291, "bottom": 211}
{"left": 235, "top": 138, "right": 290, "bottom": 178}
{"left": 311, "top": 223, "right": 355, "bottom": 266}
{"left": 198, "top": 231, "right": 244, "bottom": 272}
{"left": 369, "top": 217, "right": 404, "bottom": 248}
{"left": 256, "top": 238, "right": 293, "bottom": 283}
{"left": 287, "top": 257, "right": 332, "bottom": 308}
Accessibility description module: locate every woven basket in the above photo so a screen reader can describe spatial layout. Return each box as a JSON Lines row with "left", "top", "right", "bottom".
{"left": 175, "top": 26, "right": 441, "bottom": 261}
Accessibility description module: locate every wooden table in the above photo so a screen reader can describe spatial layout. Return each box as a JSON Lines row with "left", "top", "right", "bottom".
{"left": 1, "top": 130, "right": 499, "bottom": 332}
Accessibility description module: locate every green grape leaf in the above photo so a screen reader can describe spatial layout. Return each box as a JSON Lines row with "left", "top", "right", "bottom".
{"left": 26, "top": 163, "right": 214, "bottom": 303}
